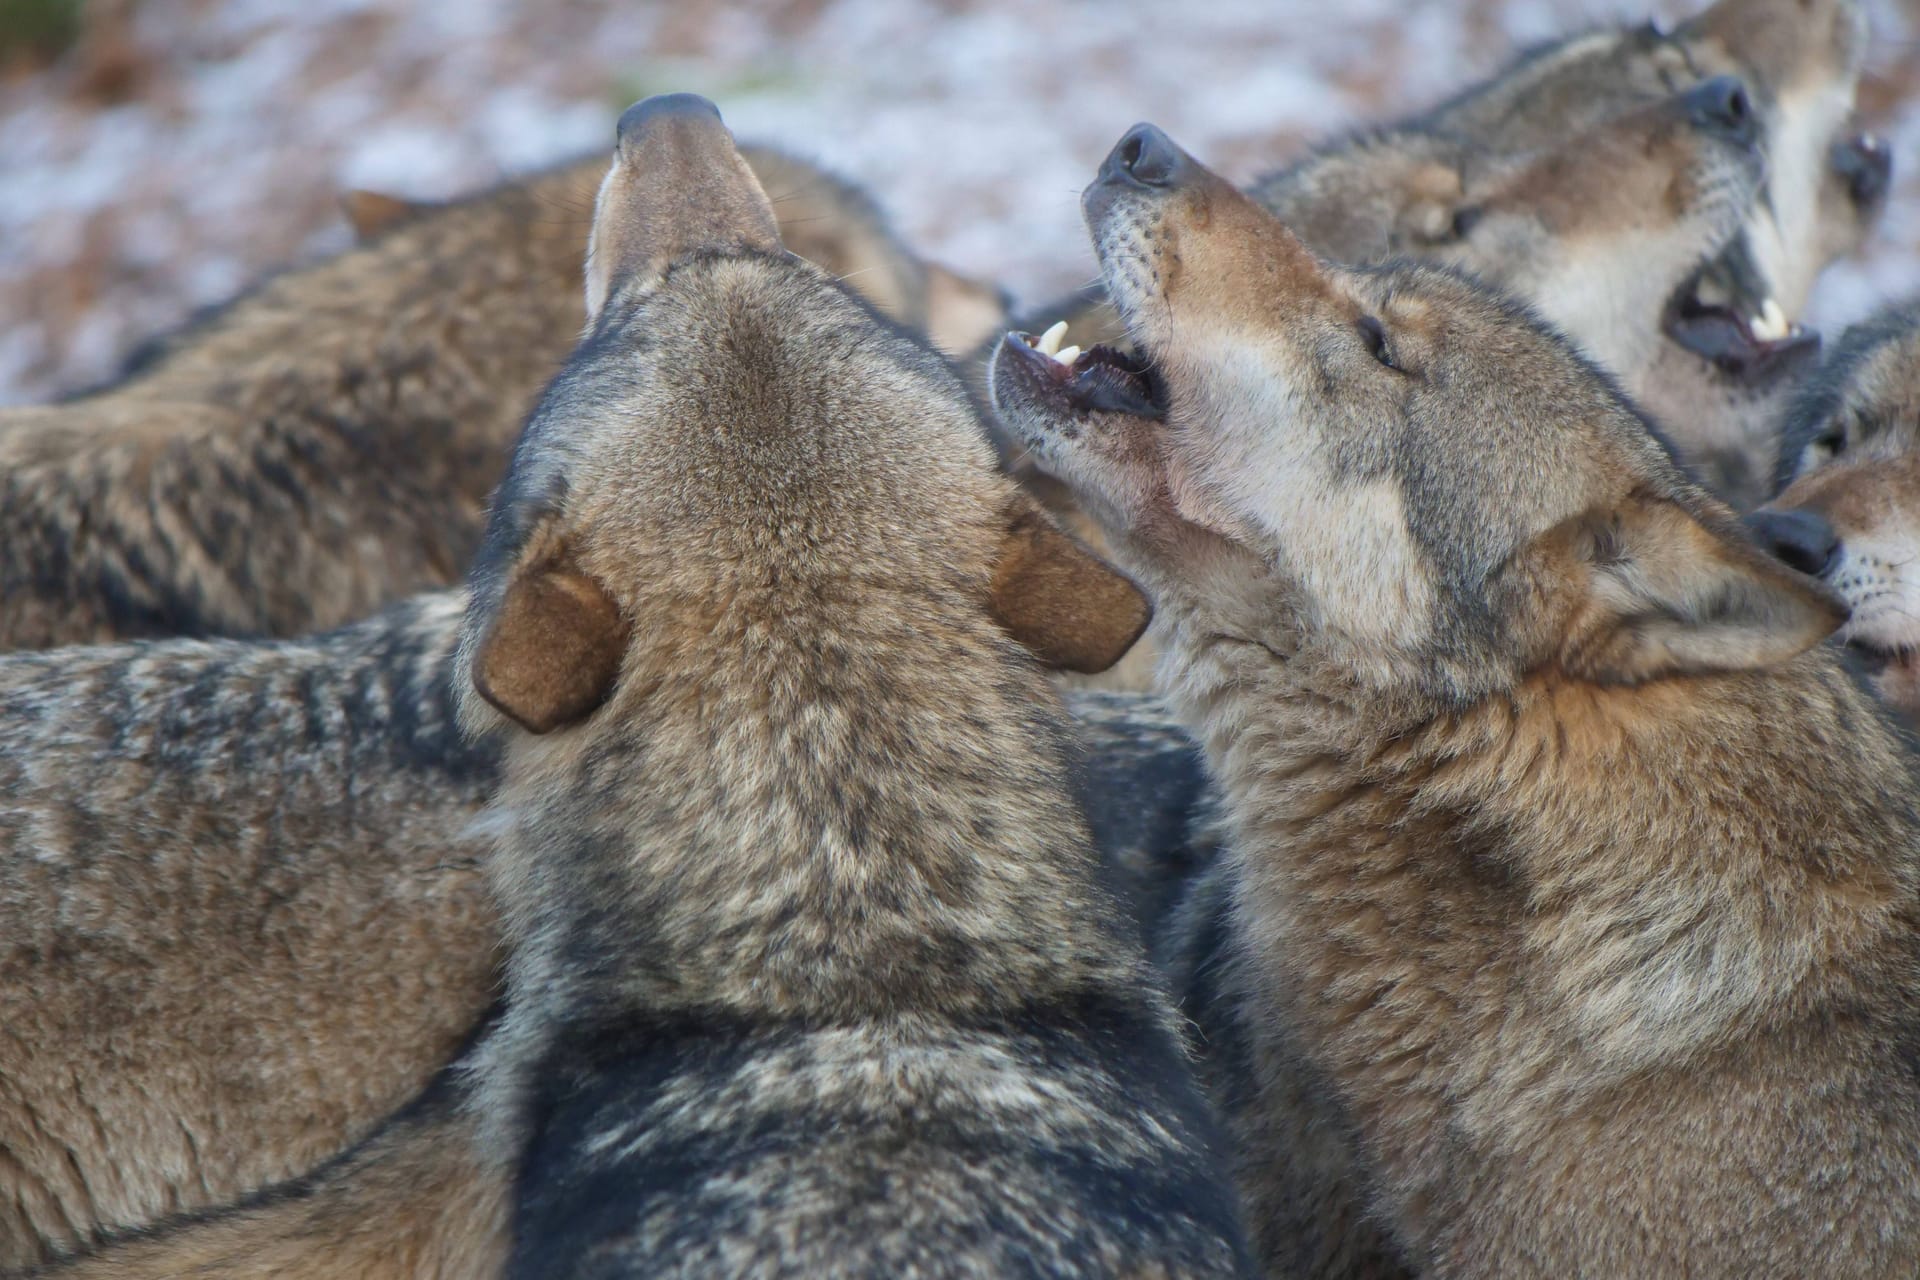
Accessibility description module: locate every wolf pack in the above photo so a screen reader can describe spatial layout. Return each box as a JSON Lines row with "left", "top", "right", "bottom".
{"left": 4, "top": 0, "right": 1920, "bottom": 1275}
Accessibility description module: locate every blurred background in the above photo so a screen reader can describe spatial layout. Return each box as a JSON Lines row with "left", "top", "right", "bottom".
{"left": 0, "top": 0, "right": 1914, "bottom": 405}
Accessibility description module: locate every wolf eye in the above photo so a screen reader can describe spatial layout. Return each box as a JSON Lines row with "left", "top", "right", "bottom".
{"left": 1450, "top": 207, "right": 1483, "bottom": 240}
{"left": 1813, "top": 425, "right": 1846, "bottom": 461}
{"left": 1357, "top": 315, "right": 1396, "bottom": 370}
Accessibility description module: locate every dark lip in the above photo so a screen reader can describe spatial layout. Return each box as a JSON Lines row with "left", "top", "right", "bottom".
{"left": 1663, "top": 294, "right": 1821, "bottom": 384}
{"left": 999, "top": 332, "right": 1167, "bottom": 421}
{"left": 1661, "top": 243, "right": 1821, "bottom": 386}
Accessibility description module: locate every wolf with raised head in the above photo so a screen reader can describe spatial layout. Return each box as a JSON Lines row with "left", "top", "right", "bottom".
{"left": 993, "top": 122, "right": 1920, "bottom": 1279}
{"left": 457, "top": 94, "right": 1246, "bottom": 1279}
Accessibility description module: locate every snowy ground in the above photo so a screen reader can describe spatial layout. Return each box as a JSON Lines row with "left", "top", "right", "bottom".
{"left": 0, "top": 0, "right": 1916, "bottom": 404}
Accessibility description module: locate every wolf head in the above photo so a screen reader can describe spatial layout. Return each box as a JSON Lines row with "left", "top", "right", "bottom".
{"left": 991, "top": 125, "right": 1844, "bottom": 708}
{"left": 1751, "top": 301, "right": 1920, "bottom": 717}
{"left": 457, "top": 95, "right": 1149, "bottom": 743}
{"left": 1428, "top": 0, "right": 1877, "bottom": 507}
{"left": 1047, "top": 78, "right": 1781, "bottom": 508}
{"left": 1385, "top": 0, "right": 1875, "bottom": 336}
{"left": 1436, "top": 77, "right": 1770, "bottom": 410}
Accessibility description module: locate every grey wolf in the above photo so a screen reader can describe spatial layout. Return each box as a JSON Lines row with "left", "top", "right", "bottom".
{"left": 0, "top": 591, "right": 1201, "bottom": 1269}
{"left": 460, "top": 93, "right": 1248, "bottom": 1278}
{"left": 1752, "top": 297, "right": 1920, "bottom": 723}
{"left": 992, "top": 122, "right": 1920, "bottom": 1278}
{"left": 1002, "top": 71, "right": 1773, "bottom": 695}
{"left": 0, "top": 145, "right": 996, "bottom": 652}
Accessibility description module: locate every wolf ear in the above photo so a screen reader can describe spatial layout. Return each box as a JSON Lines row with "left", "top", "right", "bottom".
{"left": 1564, "top": 494, "right": 1847, "bottom": 684}
{"left": 472, "top": 537, "right": 631, "bottom": 734}
{"left": 342, "top": 189, "right": 431, "bottom": 241}
{"left": 989, "top": 498, "right": 1152, "bottom": 673}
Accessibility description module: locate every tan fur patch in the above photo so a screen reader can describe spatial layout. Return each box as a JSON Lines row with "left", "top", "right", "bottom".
{"left": 475, "top": 561, "right": 630, "bottom": 734}
{"left": 990, "top": 506, "right": 1152, "bottom": 674}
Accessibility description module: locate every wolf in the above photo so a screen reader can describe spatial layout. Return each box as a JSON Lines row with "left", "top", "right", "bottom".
{"left": 1411, "top": 0, "right": 1869, "bottom": 323}
{"left": 1751, "top": 297, "right": 1920, "bottom": 724}
{"left": 0, "top": 144, "right": 996, "bottom": 653}
{"left": 1007, "top": 72, "right": 1769, "bottom": 698}
{"left": 0, "top": 116, "right": 1209, "bottom": 1272}
{"left": 996, "top": 0, "right": 1877, "bottom": 514}
{"left": 0, "top": 584, "right": 1207, "bottom": 1271}
{"left": 340, "top": 144, "right": 1010, "bottom": 360}
{"left": 446, "top": 93, "right": 1246, "bottom": 1278}
{"left": 992, "top": 122, "right": 1920, "bottom": 1278}
{"left": 0, "top": 594, "right": 502, "bottom": 1271}
{"left": 24, "top": 1044, "right": 512, "bottom": 1280}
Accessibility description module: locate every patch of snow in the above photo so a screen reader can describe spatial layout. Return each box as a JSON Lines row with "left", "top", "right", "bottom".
{"left": 0, "top": 0, "right": 1914, "bottom": 408}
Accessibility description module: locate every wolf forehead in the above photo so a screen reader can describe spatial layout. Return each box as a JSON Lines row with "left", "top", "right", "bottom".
{"left": 1776, "top": 300, "right": 1920, "bottom": 482}
{"left": 474, "top": 248, "right": 998, "bottom": 576}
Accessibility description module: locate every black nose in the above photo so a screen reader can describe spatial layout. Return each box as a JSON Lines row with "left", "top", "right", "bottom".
{"left": 1682, "top": 75, "right": 1758, "bottom": 149}
{"left": 615, "top": 93, "right": 724, "bottom": 157}
{"left": 1099, "top": 123, "right": 1188, "bottom": 190}
{"left": 1747, "top": 507, "right": 1841, "bottom": 578}
{"left": 1834, "top": 131, "right": 1893, "bottom": 208}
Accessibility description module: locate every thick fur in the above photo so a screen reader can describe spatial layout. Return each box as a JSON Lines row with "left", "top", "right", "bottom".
{"left": 993, "top": 128, "right": 1920, "bottom": 1277}
{"left": 0, "top": 594, "right": 502, "bottom": 1270}
{"left": 24, "top": 1050, "right": 511, "bottom": 1280}
{"left": 0, "top": 575, "right": 1203, "bottom": 1269}
{"left": 0, "top": 145, "right": 998, "bottom": 652}
{"left": 990, "top": 0, "right": 1874, "bottom": 524}
{"left": 1067, "top": 689, "right": 1223, "bottom": 948}
{"left": 460, "top": 98, "right": 1248, "bottom": 1278}
{"left": 345, "top": 145, "right": 1008, "bottom": 361}
{"left": 1757, "top": 297, "right": 1920, "bottom": 721}
{"left": 996, "top": 70, "right": 1769, "bottom": 697}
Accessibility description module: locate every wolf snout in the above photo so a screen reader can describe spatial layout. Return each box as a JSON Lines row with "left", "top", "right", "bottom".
{"left": 1681, "top": 76, "right": 1759, "bottom": 150}
{"left": 1747, "top": 506, "right": 1841, "bottom": 579}
{"left": 614, "top": 93, "right": 728, "bottom": 166}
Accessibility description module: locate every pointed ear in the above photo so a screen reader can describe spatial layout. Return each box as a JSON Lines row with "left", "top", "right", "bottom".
{"left": 1564, "top": 495, "right": 1847, "bottom": 684}
{"left": 989, "top": 498, "right": 1152, "bottom": 673}
{"left": 472, "top": 537, "right": 630, "bottom": 734}
{"left": 341, "top": 189, "right": 431, "bottom": 241}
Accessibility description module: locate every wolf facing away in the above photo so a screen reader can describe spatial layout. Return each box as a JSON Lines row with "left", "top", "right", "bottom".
{"left": 1751, "top": 298, "right": 1920, "bottom": 724}
{"left": 453, "top": 94, "right": 1247, "bottom": 1278}
{"left": 0, "top": 102, "right": 1225, "bottom": 1278}
{"left": 341, "top": 143, "right": 1010, "bottom": 360}
{"left": 0, "top": 590, "right": 1204, "bottom": 1271}
{"left": 993, "top": 123, "right": 1920, "bottom": 1278}
{"left": 0, "top": 144, "right": 995, "bottom": 653}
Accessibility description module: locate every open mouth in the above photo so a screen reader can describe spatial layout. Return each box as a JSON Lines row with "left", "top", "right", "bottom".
{"left": 1000, "top": 321, "right": 1168, "bottom": 420}
{"left": 1662, "top": 238, "right": 1820, "bottom": 385}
